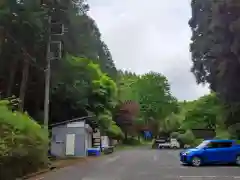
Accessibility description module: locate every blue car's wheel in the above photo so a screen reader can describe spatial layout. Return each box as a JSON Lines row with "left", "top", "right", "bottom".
{"left": 236, "top": 155, "right": 240, "bottom": 166}
{"left": 191, "top": 156, "right": 202, "bottom": 167}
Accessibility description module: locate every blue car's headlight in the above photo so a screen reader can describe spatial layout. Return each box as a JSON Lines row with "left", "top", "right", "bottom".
{"left": 182, "top": 151, "right": 190, "bottom": 156}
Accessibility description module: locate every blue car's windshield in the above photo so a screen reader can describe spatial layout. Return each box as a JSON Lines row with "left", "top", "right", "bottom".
{"left": 196, "top": 141, "right": 209, "bottom": 149}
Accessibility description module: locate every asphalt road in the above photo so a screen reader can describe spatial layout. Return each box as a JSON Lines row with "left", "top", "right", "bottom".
{"left": 31, "top": 148, "right": 240, "bottom": 180}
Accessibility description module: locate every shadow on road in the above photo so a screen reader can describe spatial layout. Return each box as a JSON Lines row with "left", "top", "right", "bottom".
{"left": 182, "top": 163, "right": 238, "bottom": 168}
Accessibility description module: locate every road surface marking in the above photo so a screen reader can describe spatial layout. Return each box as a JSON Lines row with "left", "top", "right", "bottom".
{"left": 179, "top": 176, "right": 240, "bottom": 177}
{"left": 166, "top": 176, "right": 240, "bottom": 179}
{"left": 179, "top": 176, "right": 216, "bottom": 178}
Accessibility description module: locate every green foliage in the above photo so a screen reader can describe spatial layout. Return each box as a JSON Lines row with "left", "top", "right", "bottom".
{"left": 171, "top": 93, "right": 230, "bottom": 144}
{"left": 0, "top": 100, "right": 49, "bottom": 180}
{"left": 177, "top": 130, "right": 195, "bottom": 145}
{"left": 134, "top": 118, "right": 145, "bottom": 127}
{"left": 97, "top": 110, "right": 114, "bottom": 131}
{"left": 170, "top": 132, "right": 180, "bottom": 138}
{"left": 193, "top": 139, "right": 204, "bottom": 147}
{"left": 179, "top": 93, "right": 224, "bottom": 131}
{"left": 117, "top": 71, "right": 179, "bottom": 137}
{"left": 189, "top": 0, "right": 240, "bottom": 130}
{"left": 0, "top": 0, "right": 117, "bottom": 125}
{"left": 94, "top": 107, "right": 123, "bottom": 140}
{"left": 51, "top": 56, "right": 118, "bottom": 125}
{"left": 227, "top": 124, "right": 240, "bottom": 139}
{"left": 137, "top": 72, "right": 178, "bottom": 120}
{"left": 122, "top": 137, "right": 142, "bottom": 146}
{"left": 215, "top": 128, "right": 230, "bottom": 139}
{"left": 106, "top": 122, "right": 124, "bottom": 140}
{"left": 161, "top": 113, "right": 181, "bottom": 134}
{"left": 118, "top": 71, "right": 140, "bottom": 102}
{"left": 0, "top": 0, "right": 120, "bottom": 177}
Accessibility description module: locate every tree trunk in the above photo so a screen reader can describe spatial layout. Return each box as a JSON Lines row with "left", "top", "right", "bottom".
{"left": 124, "top": 131, "right": 128, "bottom": 140}
{"left": 34, "top": 73, "right": 44, "bottom": 118}
{"left": 0, "top": 27, "right": 4, "bottom": 55}
{"left": 19, "top": 58, "right": 29, "bottom": 111}
{"left": 6, "top": 59, "right": 18, "bottom": 97}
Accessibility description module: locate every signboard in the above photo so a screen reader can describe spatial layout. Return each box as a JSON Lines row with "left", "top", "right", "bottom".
{"left": 143, "top": 131, "right": 152, "bottom": 139}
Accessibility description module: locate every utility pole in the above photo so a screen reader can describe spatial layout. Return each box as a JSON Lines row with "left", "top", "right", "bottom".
{"left": 43, "top": 1, "right": 66, "bottom": 129}
{"left": 44, "top": 13, "right": 52, "bottom": 129}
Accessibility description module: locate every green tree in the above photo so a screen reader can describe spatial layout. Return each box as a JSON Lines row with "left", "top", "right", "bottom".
{"left": 189, "top": 0, "right": 240, "bottom": 132}
{"left": 161, "top": 113, "right": 181, "bottom": 134}
{"left": 0, "top": 1, "right": 123, "bottom": 177}
{"left": 137, "top": 72, "right": 179, "bottom": 127}
{"left": 0, "top": 0, "right": 118, "bottom": 126}
{"left": 117, "top": 70, "right": 140, "bottom": 102}
{"left": 180, "top": 93, "right": 223, "bottom": 130}
{"left": 51, "top": 56, "right": 118, "bottom": 131}
{"left": 116, "top": 71, "right": 179, "bottom": 138}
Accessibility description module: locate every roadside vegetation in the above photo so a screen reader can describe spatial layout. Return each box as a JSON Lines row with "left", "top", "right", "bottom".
{"left": 0, "top": 100, "right": 49, "bottom": 179}
{"left": 1, "top": 0, "right": 240, "bottom": 179}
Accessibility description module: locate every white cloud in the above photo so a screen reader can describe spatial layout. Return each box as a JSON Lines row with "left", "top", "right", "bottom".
{"left": 88, "top": 0, "right": 210, "bottom": 100}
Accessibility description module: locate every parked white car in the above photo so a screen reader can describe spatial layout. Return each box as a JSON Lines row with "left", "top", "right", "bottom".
{"left": 158, "top": 138, "right": 180, "bottom": 149}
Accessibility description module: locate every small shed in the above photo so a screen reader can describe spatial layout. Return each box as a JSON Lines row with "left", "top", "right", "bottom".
{"left": 50, "top": 116, "right": 98, "bottom": 157}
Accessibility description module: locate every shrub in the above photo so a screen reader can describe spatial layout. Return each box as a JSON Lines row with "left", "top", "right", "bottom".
{"left": 192, "top": 138, "right": 204, "bottom": 146}
{"left": 215, "top": 128, "right": 230, "bottom": 139}
{"left": 122, "top": 137, "right": 141, "bottom": 145}
{"left": 177, "top": 130, "right": 195, "bottom": 146}
{"left": 106, "top": 122, "right": 124, "bottom": 140}
{"left": 227, "top": 124, "right": 240, "bottom": 139}
{"left": 0, "top": 100, "right": 49, "bottom": 180}
{"left": 170, "top": 132, "right": 180, "bottom": 138}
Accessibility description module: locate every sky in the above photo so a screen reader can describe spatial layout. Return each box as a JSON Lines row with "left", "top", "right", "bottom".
{"left": 87, "top": 0, "right": 210, "bottom": 101}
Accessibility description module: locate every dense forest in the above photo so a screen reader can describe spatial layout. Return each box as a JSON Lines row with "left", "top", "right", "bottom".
{"left": 1, "top": 0, "right": 240, "bottom": 179}
{"left": 0, "top": 1, "right": 122, "bottom": 179}
{"left": 0, "top": 0, "right": 118, "bottom": 125}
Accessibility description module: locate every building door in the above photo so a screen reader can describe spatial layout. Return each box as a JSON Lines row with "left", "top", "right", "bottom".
{"left": 66, "top": 134, "right": 75, "bottom": 155}
{"left": 75, "top": 134, "right": 86, "bottom": 156}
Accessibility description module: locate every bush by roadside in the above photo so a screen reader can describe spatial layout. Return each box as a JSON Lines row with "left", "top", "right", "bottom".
{"left": 171, "top": 130, "right": 205, "bottom": 147}
{"left": 0, "top": 100, "right": 49, "bottom": 180}
{"left": 122, "top": 137, "right": 142, "bottom": 145}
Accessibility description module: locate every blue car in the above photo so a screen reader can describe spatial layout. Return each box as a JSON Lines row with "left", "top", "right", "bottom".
{"left": 179, "top": 139, "right": 240, "bottom": 167}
